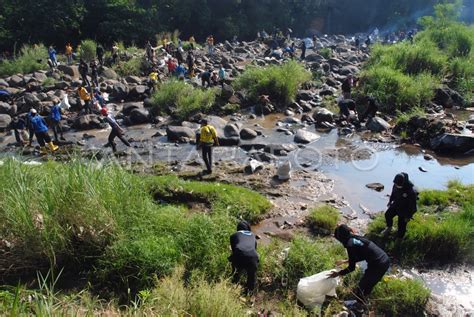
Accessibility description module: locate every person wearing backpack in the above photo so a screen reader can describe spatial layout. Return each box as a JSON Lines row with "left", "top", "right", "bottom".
{"left": 382, "top": 173, "right": 418, "bottom": 238}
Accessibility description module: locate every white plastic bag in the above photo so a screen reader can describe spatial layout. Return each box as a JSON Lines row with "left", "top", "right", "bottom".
{"left": 296, "top": 270, "right": 338, "bottom": 308}
{"left": 60, "top": 95, "right": 71, "bottom": 111}
{"left": 277, "top": 160, "right": 291, "bottom": 180}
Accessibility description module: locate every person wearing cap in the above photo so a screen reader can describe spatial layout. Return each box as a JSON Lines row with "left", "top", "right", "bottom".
{"left": 100, "top": 107, "right": 131, "bottom": 153}
{"left": 329, "top": 224, "right": 390, "bottom": 306}
{"left": 29, "top": 108, "right": 59, "bottom": 154}
{"left": 382, "top": 173, "right": 418, "bottom": 238}
{"left": 229, "top": 220, "right": 259, "bottom": 293}
{"left": 197, "top": 119, "right": 219, "bottom": 174}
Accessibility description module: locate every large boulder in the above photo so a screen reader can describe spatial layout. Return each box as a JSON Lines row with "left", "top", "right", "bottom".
{"left": 240, "top": 128, "right": 258, "bottom": 140}
{"left": 431, "top": 133, "right": 474, "bottom": 154}
{"left": 0, "top": 102, "right": 16, "bottom": 115}
{"left": 72, "top": 114, "right": 103, "bottom": 130}
{"left": 112, "top": 83, "right": 129, "bottom": 100}
{"left": 166, "top": 126, "right": 195, "bottom": 142}
{"left": 305, "top": 54, "right": 325, "bottom": 63}
{"left": 294, "top": 129, "right": 320, "bottom": 144}
{"left": 125, "top": 76, "right": 142, "bottom": 85}
{"left": 129, "top": 108, "right": 150, "bottom": 125}
{"left": 221, "top": 84, "right": 234, "bottom": 101}
{"left": 313, "top": 107, "right": 334, "bottom": 124}
{"left": 0, "top": 114, "right": 12, "bottom": 131}
{"left": 7, "top": 75, "right": 24, "bottom": 87}
{"left": 433, "top": 87, "right": 465, "bottom": 108}
{"left": 129, "top": 85, "right": 148, "bottom": 99}
{"left": 121, "top": 102, "right": 143, "bottom": 116}
{"left": 224, "top": 123, "right": 240, "bottom": 138}
{"left": 264, "top": 143, "right": 298, "bottom": 156}
{"left": 366, "top": 116, "right": 391, "bottom": 132}
{"left": 57, "top": 65, "right": 80, "bottom": 78}
{"left": 102, "top": 67, "right": 119, "bottom": 80}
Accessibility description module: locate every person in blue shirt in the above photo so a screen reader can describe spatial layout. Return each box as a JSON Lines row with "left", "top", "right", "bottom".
{"left": 29, "top": 108, "right": 59, "bottom": 154}
{"left": 175, "top": 63, "right": 186, "bottom": 79}
{"left": 50, "top": 100, "right": 65, "bottom": 142}
{"left": 48, "top": 46, "right": 57, "bottom": 68}
{"left": 218, "top": 65, "right": 226, "bottom": 87}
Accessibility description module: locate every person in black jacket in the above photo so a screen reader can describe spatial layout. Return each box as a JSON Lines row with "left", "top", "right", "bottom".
{"left": 382, "top": 173, "right": 418, "bottom": 238}
{"left": 329, "top": 224, "right": 390, "bottom": 303}
{"left": 229, "top": 220, "right": 259, "bottom": 293}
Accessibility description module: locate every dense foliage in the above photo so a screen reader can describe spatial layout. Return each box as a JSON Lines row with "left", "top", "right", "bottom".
{"left": 0, "top": 0, "right": 451, "bottom": 52}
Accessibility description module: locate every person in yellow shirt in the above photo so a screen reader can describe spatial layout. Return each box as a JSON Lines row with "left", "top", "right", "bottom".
{"left": 197, "top": 119, "right": 219, "bottom": 174}
{"left": 148, "top": 70, "right": 159, "bottom": 93}
{"left": 78, "top": 86, "right": 92, "bottom": 114}
{"left": 65, "top": 43, "right": 73, "bottom": 65}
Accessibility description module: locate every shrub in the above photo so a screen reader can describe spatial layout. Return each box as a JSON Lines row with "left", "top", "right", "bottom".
{"left": 306, "top": 205, "right": 340, "bottom": 234}
{"left": 78, "top": 39, "right": 97, "bottom": 62}
{"left": 371, "top": 276, "right": 430, "bottom": 316}
{"left": 0, "top": 44, "right": 47, "bottom": 76}
{"left": 395, "top": 106, "right": 426, "bottom": 125}
{"left": 222, "top": 103, "right": 240, "bottom": 115}
{"left": 235, "top": 60, "right": 311, "bottom": 106}
{"left": 319, "top": 48, "right": 332, "bottom": 59}
{"left": 113, "top": 55, "right": 146, "bottom": 76}
{"left": 151, "top": 80, "right": 217, "bottom": 121}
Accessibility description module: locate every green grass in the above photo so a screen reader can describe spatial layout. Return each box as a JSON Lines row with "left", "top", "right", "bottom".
{"left": 367, "top": 183, "right": 474, "bottom": 265}
{"left": 78, "top": 39, "right": 97, "bottom": 62}
{"left": 395, "top": 106, "right": 427, "bottom": 125}
{"left": 151, "top": 80, "right": 217, "bottom": 121}
{"left": 235, "top": 60, "right": 311, "bottom": 106}
{"left": 113, "top": 55, "right": 146, "bottom": 77}
{"left": 0, "top": 44, "right": 47, "bottom": 76}
{"left": 0, "top": 159, "right": 271, "bottom": 292}
{"left": 306, "top": 205, "right": 340, "bottom": 234}
{"left": 319, "top": 48, "right": 332, "bottom": 59}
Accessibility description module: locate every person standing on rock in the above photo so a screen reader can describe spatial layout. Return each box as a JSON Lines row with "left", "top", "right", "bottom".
{"left": 65, "top": 43, "right": 73, "bottom": 65}
{"left": 300, "top": 40, "right": 307, "bottom": 60}
{"left": 197, "top": 119, "right": 219, "bottom": 174}
{"left": 188, "top": 35, "right": 196, "bottom": 50}
{"left": 146, "top": 40, "right": 154, "bottom": 62}
{"left": 78, "top": 85, "right": 92, "bottom": 114}
{"left": 48, "top": 46, "right": 58, "bottom": 68}
{"left": 50, "top": 99, "right": 65, "bottom": 142}
{"left": 341, "top": 74, "right": 357, "bottom": 100}
{"left": 186, "top": 51, "right": 195, "bottom": 78}
{"left": 96, "top": 44, "right": 105, "bottom": 66}
{"left": 101, "top": 107, "right": 131, "bottom": 153}
{"left": 79, "top": 59, "right": 90, "bottom": 88}
{"left": 112, "top": 43, "right": 119, "bottom": 65}
{"left": 229, "top": 220, "right": 259, "bottom": 294}
{"left": 90, "top": 60, "right": 99, "bottom": 87}
{"left": 10, "top": 115, "right": 28, "bottom": 146}
{"left": 218, "top": 65, "right": 226, "bottom": 87}
{"left": 382, "top": 173, "right": 418, "bottom": 238}
{"left": 329, "top": 224, "right": 390, "bottom": 310}
{"left": 207, "top": 35, "right": 215, "bottom": 56}
{"left": 148, "top": 70, "right": 159, "bottom": 94}
{"left": 29, "top": 109, "right": 59, "bottom": 154}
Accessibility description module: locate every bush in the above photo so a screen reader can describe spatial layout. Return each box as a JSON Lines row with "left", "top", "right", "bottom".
{"left": 113, "top": 55, "right": 146, "bottom": 76}
{"left": 306, "top": 205, "right": 340, "bottom": 234}
{"left": 151, "top": 80, "right": 217, "bottom": 121}
{"left": 78, "top": 39, "right": 97, "bottom": 62}
{"left": 319, "top": 48, "right": 332, "bottom": 59}
{"left": 0, "top": 44, "right": 47, "bottom": 76}
{"left": 395, "top": 106, "right": 426, "bottom": 125}
{"left": 235, "top": 60, "right": 311, "bottom": 106}
{"left": 371, "top": 276, "right": 430, "bottom": 316}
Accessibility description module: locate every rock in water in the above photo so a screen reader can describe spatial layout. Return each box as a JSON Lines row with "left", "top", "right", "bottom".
{"left": 419, "top": 167, "right": 428, "bottom": 172}
{"left": 431, "top": 133, "right": 474, "bottom": 154}
{"left": 366, "top": 183, "right": 384, "bottom": 192}
{"left": 294, "top": 129, "right": 320, "bottom": 144}
{"left": 277, "top": 160, "right": 291, "bottom": 180}
{"left": 166, "top": 126, "right": 195, "bottom": 142}
{"left": 240, "top": 128, "right": 258, "bottom": 140}
{"left": 366, "top": 116, "right": 391, "bottom": 132}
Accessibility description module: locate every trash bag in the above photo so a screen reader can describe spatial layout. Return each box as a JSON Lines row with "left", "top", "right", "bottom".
{"left": 296, "top": 270, "right": 338, "bottom": 308}
{"left": 60, "top": 95, "right": 71, "bottom": 111}
{"left": 277, "top": 160, "right": 291, "bottom": 180}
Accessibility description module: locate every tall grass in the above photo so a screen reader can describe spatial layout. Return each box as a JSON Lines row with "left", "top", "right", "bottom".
{"left": 306, "top": 204, "right": 340, "bottom": 234}
{"left": 151, "top": 80, "right": 217, "bottom": 121}
{"left": 78, "top": 39, "right": 97, "bottom": 62}
{"left": 235, "top": 60, "right": 311, "bottom": 106}
{"left": 113, "top": 55, "right": 146, "bottom": 76}
{"left": 0, "top": 44, "right": 47, "bottom": 76}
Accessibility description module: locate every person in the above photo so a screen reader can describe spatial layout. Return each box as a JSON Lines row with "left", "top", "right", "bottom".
{"left": 10, "top": 115, "right": 28, "bottom": 145}
{"left": 218, "top": 65, "right": 226, "bottom": 87}
{"left": 48, "top": 46, "right": 57, "bottom": 68}
{"left": 354, "top": 37, "right": 360, "bottom": 51}
{"left": 166, "top": 58, "right": 177, "bottom": 75}
{"left": 65, "top": 43, "right": 73, "bottom": 65}
{"left": 100, "top": 107, "right": 131, "bottom": 153}
{"left": 341, "top": 74, "right": 357, "bottom": 100}
{"left": 50, "top": 99, "right": 65, "bottom": 142}
{"left": 201, "top": 70, "right": 211, "bottom": 87}
{"left": 25, "top": 110, "right": 35, "bottom": 146}
{"left": 175, "top": 47, "right": 184, "bottom": 65}
{"left": 175, "top": 63, "right": 186, "bottom": 79}
{"left": 29, "top": 108, "right": 59, "bottom": 154}
{"left": 207, "top": 35, "right": 215, "bottom": 56}
{"left": 188, "top": 35, "right": 196, "bottom": 50}
{"left": 197, "top": 119, "right": 219, "bottom": 174}
{"left": 229, "top": 220, "right": 259, "bottom": 294}
{"left": 93, "top": 88, "right": 106, "bottom": 108}
{"left": 79, "top": 59, "right": 90, "bottom": 87}
{"left": 90, "top": 60, "right": 99, "bottom": 87}
{"left": 146, "top": 41, "right": 154, "bottom": 62}
{"left": 186, "top": 52, "right": 195, "bottom": 77}
{"left": 382, "top": 173, "right": 418, "bottom": 238}
{"left": 329, "top": 225, "right": 390, "bottom": 307}
{"left": 112, "top": 43, "right": 119, "bottom": 64}
{"left": 78, "top": 85, "right": 92, "bottom": 114}
{"left": 284, "top": 43, "right": 295, "bottom": 58}
{"left": 210, "top": 71, "right": 219, "bottom": 86}
{"left": 300, "top": 40, "right": 306, "bottom": 60}
{"left": 359, "top": 96, "right": 378, "bottom": 122}
{"left": 148, "top": 70, "right": 159, "bottom": 94}
{"left": 365, "top": 35, "right": 371, "bottom": 47}
{"left": 96, "top": 44, "right": 105, "bottom": 66}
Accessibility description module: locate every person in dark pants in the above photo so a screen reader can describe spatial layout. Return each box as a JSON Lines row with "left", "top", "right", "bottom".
{"left": 100, "top": 108, "right": 131, "bottom": 153}
{"left": 90, "top": 60, "right": 99, "bottom": 87}
{"left": 329, "top": 225, "right": 390, "bottom": 308}
{"left": 229, "top": 220, "right": 259, "bottom": 294}
{"left": 359, "top": 96, "right": 379, "bottom": 122}
{"left": 197, "top": 119, "right": 219, "bottom": 174}
{"left": 29, "top": 108, "right": 59, "bottom": 154}
{"left": 201, "top": 70, "right": 212, "bottom": 87}
{"left": 79, "top": 59, "right": 90, "bottom": 87}
{"left": 50, "top": 99, "right": 65, "bottom": 142}
{"left": 96, "top": 44, "right": 105, "bottom": 66}
{"left": 382, "top": 173, "right": 418, "bottom": 238}
{"left": 10, "top": 115, "right": 28, "bottom": 145}
{"left": 300, "top": 40, "right": 307, "bottom": 60}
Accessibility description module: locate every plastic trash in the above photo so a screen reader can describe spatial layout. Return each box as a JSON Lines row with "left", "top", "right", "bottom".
{"left": 296, "top": 270, "right": 338, "bottom": 308}
{"left": 60, "top": 95, "right": 71, "bottom": 111}
{"left": 277, "top": 160, "right": 291, "bottom": 180}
